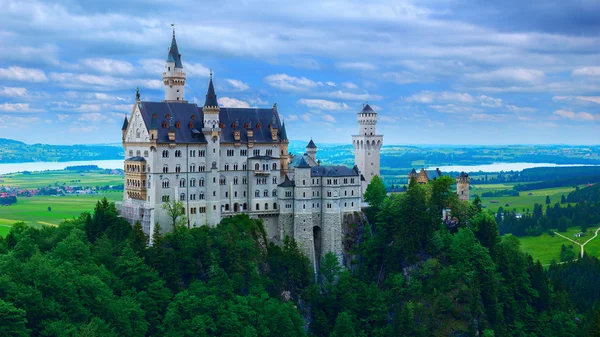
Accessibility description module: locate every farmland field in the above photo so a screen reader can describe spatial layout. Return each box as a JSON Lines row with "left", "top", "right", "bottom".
{"left": 0, "top": 170, "right": 122, "bottom": 189}
{"left": 0, "top": 192, "right": 122, "bottom": 236}
{"left": 473, "top": 184, "right": 577, "bottom": 213}
{"left": 515, "top": 226, "right": 600, "bottom": 265}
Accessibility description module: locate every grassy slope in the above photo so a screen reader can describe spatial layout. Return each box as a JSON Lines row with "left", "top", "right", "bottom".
{"left": 473, "top": 184, "right": 576, "bottom": 213}
{"left": 0, "top": 170, "right": 122, "bottom": 189}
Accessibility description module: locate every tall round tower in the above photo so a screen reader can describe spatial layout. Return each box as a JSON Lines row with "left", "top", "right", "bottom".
{"left": 456, "top": 172, "right": 470, "bottom": 202}
{"left": 162, "top": 27, "right": 186, "bottom": 102}
{"left": 352, "top": 104, "right": 383, "bottom": 192}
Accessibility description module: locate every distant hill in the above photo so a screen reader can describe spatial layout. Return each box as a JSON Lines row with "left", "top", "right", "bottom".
{"left": 0, "top": 138, "right": 123, "bottom": 164}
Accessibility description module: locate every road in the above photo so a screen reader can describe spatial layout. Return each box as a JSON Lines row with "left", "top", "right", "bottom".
{"left": 554, "top": 226, "right": 600, "bottom": 259}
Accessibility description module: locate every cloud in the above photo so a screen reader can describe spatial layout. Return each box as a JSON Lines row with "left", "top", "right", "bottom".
{"left": 81, "top": 58, "right": 134, "bottom": 75}
{"left": 184, "top": 62, "right": 211, "bottom": 77}
{"left": 78, "top": 112, "right": 110, "bottom": 122}
{"left": 431, "top": 104, "right": 482, "bottom": 114}
{"left": 48, "top": 72, "right": 161, "bottom": 91}
{"left": 335, "top": 62, "right": 377, "bottom": 71}
{"left": 465, "top": 68, "right": 545, "bottom": 84}
{"left": 506, "top": 105, "right": 536, "bottom": 113}
{"left": 219, "top": 97, "right": 251, "bottom": 108}
{"left": 264, "top": 73, "right": 319, "bottom": 91}
{"left": 0, "top": 116, "right": 41, "bottom": 128}
{"left": 406, "top": 91, "right": 475, "bottom": 104}
{"left": 284, "top": 114, "right": 299, "bottom": 122}
{"left": 321, "top": 114, "right": 336, "bottom": 123}
{"left": 553, "top": 110, "right": 599, "bottom": 121}
{"left": 470, "top": 113, "right": 507, "bottom": 122}
{"left": 225, "top": 79, "right": 250, "bottom": 91}
{"left": 552, "top": 96, "right": 600, "bottom": 105}
{"left": 0, "top": 87, "right": 28, "bottom": 97}
{"left": 301, "top": 113, "right": 312, "bottom": 123}
{"left": 378, "top": 115, "right": 397, "bottom": 123}
{"left": 298, "top": 98, "right": 349, "bottom": 111}
{"left": 572, "top": 67, "right": 600, "bottom": 77}
{"left": 0, "top": 103, "right": 44, "bottom": 113}
{"left": 382, "top": 71, "right": 423, "bottom": 85}
{"left": 405, "top": 91, "right": 436, "bottom": 104}
{"left": 0, "top": 66, "right": 48, "bottom": 82}
{"left": 478, "top": 94, "right": 502, "bottom": 107}
{"left": 341, "top": 82, "right": 358, "bottom": 89}
{"left": 321, "top": 90, "right": 381, "bottom": 101}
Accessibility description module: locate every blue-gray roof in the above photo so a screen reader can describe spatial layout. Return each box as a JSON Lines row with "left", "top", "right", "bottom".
{"left": 204, "top": 77, "right": 218, "bottom": 107}
{"left": 359, "top": 104, "right": 376, "bottom": 114}
{"left": 280, "top": 121, "right": 288, "bottom": 141}
{"left": 166, "top": 33, "right": 183, "bottom": 68}
{"left": 121, "top": 116, "right": 129, "bottom": 130}
{"left": 278, "top": 175, "right": 295, "bottom": 187}
{"left": 310, "top": 165, "right": 359, "bottom": 177}
{"left": 306, "top": 139, "right": 317, "bottom": 149}
{"left": 126, "top": 156, "right": 146, "bottom": 162}
{"left": 137, "top": 101, "right": 282, "bottom": 144}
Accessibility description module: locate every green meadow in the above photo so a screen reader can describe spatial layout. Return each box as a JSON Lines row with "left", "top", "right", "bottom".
{"left": 0, "top": 170, "right": 123, "bottom": 189}
{"left": 473, "top": 184, "right": 577, "bottom": 213}
{"left": 0, "top": 193, "right": 122, "bottom": 235}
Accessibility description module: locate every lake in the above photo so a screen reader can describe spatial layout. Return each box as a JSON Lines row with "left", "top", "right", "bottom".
{"left": 0, "top": 160, "right": 123, "bottom": 175}
{"left": 428, "top": 162, "right": 599, "bottom": 173}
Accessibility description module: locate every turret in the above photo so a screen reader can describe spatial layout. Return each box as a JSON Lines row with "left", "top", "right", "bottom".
{"left": 352, "top": 103, "right": 383, "bottom": 192}
{"left": 202, "top": 72, "right": 220, "bottom": 130}
{"left": 121, "top": 116, "right": 128, "bottom": 141}
{"left": 162, "top": 27, "right": 186, "bottom": 102}
{"left": 306, "top": 139, "right": 317, "bottom": 162}
{"left": 280, "top": 120, "right": 290, "bottom": 176}
{"left": 456, "top": 172, "right": 470, "bottom": 201}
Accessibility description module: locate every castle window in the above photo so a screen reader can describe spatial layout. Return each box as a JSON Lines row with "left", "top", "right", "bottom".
{"left": 351, "top": 178, "right": 355, "bottom": 184}
{"left": 199, "top": 165, "right": 205, "bottom": 172}
{"left": 243, "top": 164, "right": 247, "bottom": 170}
{"left": 162, "top": 122, "right": 168, "bottom": 128}
{"left": 199, "top": 178, "right": 205, "bottom": 187}
{"left": 136, "top": 129, "right": 140, "bottom": 138}
{"left": 351, "top": 202, "right": 354, "bottom": 207}
{"left": 273, "top": 203, "right": 277, "bottom": 209}
{"left": 234, "top": 191, "right": 238, "bottom": 197}
{"left": 227, "top": 149, "right": 234, "bottom": 156}
{"left": 303, "top": 192, "right": 306, "bottom": 198}
{"left": 220, "top": 177, "right": 226, "bottom": 185}
{"left": 175, "top": 150, "right": 181, "bottom": 157}
{"left": 212, "top": 161, "right": 217, "bottom": 169}
{"left": 256, "top": 203, "right": 260, "bottom": 210}
{"left": 272, "top": 163, "right": 277, "bottom": 170}
{"left": 303, "top": 204, "right": 305, "bottom": 209}
{"left": 163, "top": 165, "right": 168, "bottom": 173}
{"left": 327, "top": 191, "right": 332, "bottom": 197}
{"left": 255, "top": 190, "right": 260, "bottom": 197}
{"left": 180, "top": 193, "right": 185, "bottom": 201}
{"left": 162, "top": 150, "right": 169, "bottom": 158}
{"left": 190, "top": 164, "right": 196, "bottom": 172}
{"left": 199, "top": 150, "right": 206, "bottom": 157}
{"left": 303, "top": 180, "right": 305, "bottom": 185}
{"left": 234, "top": 164, "right": 238, "bottom": 170}
{"left": 190, "top": 178, "right": 196, "bottom": 187}
{"left": 265, "top": 203, "right": 268, "bottom": 210}
{"left": 199, "top": 192, "right": 205, "bottom": 200}
{"left": 129, "top": 150, "right": 133, "bottom": 157}
{"left": 180, "top": 178, "right": 186, "bottom": 187}
{"left": 264, "top": 190, "right": 269, "bottom": 197}
{"left": 162, "top": 180, "right": 170, "bottom": 189}
{"left": 225, "top": 192, "right": 228, "bottom": 198}
{"left": 213, "top": 191, "right": 216, "bottom": 196}
{"left": 162, "top": 195, "right": 170, "bottom": 202}
{"left": 351, "top": 190, "right": 354, "bottom": 196}
{"left": 255, "top": 163, "right": 260, "bottom": 170}
{"left": 253, "top": 149, "right": 260, "bottom": 156}
{"left": 200, "top": 207, "right": 206, "bottom": 213}
{"left": 241, "top": 150, "right": 247, "bottom": 156}
{"left": 233, "top": 177, "right": 239, "bottom": 185}
{"left": 175, "top": 165, "right": 181, "bottom": 173}
{"left": 242, "top": 177, "right": 247, "bottom": 184}
{"left": 224, "top": 164, "right": 230, "bottom": 171}
{"left": 272, "top": 189, "right": 277, "bottom": 197}
{"left": 344, "top": 191, "right": 347, "bottom": 196}
{"left": 272, "top": 176, "right": 277, "bottom": 184}
{"left": 266, "top": 149, "right": 273, "bottom": 156}
{"left": 285, "top": 191, "right": 292, "bottom": 197}
{"left": 144, "top": 150, "right": 148, "bottom": 157}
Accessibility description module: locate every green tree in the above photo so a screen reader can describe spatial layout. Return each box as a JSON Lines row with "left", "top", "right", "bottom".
{"left": 330, "top": 311, "right": 356, "bottom": 337}
{"left": 364, "top": 175, "right": 387, "bottom": 220}
{"left": 0, "top": 300, "right": 30, "bottom": 337}
{"left": 561, "top": 194, "right": 567, "bottom": 204}
{"left": 471, "top": 213, "right": 499, "bottom": 256}
{"left": 320, "top": 252, "right": 341, "bottom": 291}
{"left": 161, "top": 199, "right": 187, "bottom": 229}
{"left": 545, "top": 195, "right": 551, "bottom": 205}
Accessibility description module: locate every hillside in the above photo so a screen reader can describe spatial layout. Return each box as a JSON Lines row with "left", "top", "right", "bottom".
{"left": 0, "top": 138, "right": 123, "bottom": 163}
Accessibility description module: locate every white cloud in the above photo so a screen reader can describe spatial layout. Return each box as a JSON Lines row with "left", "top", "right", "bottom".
{"left": 506, "top": 105, "right": 536, "bottom": 113}
{"left": 298, "top": 98, "right": 349, "bottom": 111}
{"left": 0, "top": 87, "right": 27, "bottom": 97}
{"left": 406, "top": 91, "right": 475, "bottom": 104}
{"left": 321, "top": 90, "right": 381, "bottom": 101}
{"left": 572, "top": 67, "right": 600, "bottom": 77}
{"left": 301, "top": 113, "right": 312, "bottom": 123}
{"left": 57, "top": 114, "right": 69, "bottom": 121}
{"left": 478, "top": 94, "right": 502, "bottom": 107}
{"left": 264, "top": 73, "right": 319, "bottom": 91}
{"left": 470, "top": 113, "right": 507, "bottom": 122}
{"left": 382, "top": 71, "right": 423, "bottom": 85}
{"left": 378, "top": 115, "right": 397, "bottom": 123}
{"left": 226, "top": 79, "right": 250, "bottom": 91}
{"left": 82, "top": 58, "right": 134, "bottom": 75}
{"left": 0, "top": 103, "right": 44, "bottom": 113}
{"left": 219, "top": 97, "right": 251, "bottom": 108}
{"left": 341, "top": 82, "right": 358, "bottom": 89}
{"left": 552, "top": 96, "right": 600, "bottom": 105}
{"left": 553, "top": 110, "right": 599, "bottom": 121}
{"left": 184, "top": 62, "right": 211, "bottom": 77}
{"left": 336, "top": 62, "right": 377, "bottom": 71}
{"left": 0, "top": 66, "right": 48, "bottom": 82}
{"left": 48, "top": 72, "right": 161, "bottom": 91}
{"left": 465, "top": 68, "right": 545, "bottom": 84}
{"left": 406, "top": 91, "right": 435, "bottom": 104}
{"left": 285, "top": 114, "right": 299, "bottom": 122}
{"left": 69, "top": 126, "right": 97, "bottom": 133}
{"left": 0, "top": 116, "right": 41, "bottom": 127}
{"left": 322, "top": 114, "right": 336, "bottom": 123}
{"left": 430, "top": 104, "right": 482, "bottom": 114}
{"left": 78, "top": 112, "right": 110, "bottom": 122}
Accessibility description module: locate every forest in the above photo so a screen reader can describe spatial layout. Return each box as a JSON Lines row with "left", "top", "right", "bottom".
{"left": 0, "top": 177, "right": 599, "bottom": 336}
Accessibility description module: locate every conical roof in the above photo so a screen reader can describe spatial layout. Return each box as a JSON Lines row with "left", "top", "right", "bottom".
{"left": 359, "top": 104, "right": 376, "bottom": 114}
{"left": 306, "top": 139, "right": 317, "bottom": 149}
{"left": 121, "top": 116, "right": 129, "bottom": 130}
{"left": 297, "top": 157, "right": 310, "bottom": 168}
{"left": 204, "top": 74, "right": 218, "bottom": 107}
{"left": 280, "top": 121, "right": 288, "bottom": 141}
{"left": 166, "top": 30, "right": 183, "bottom": 69}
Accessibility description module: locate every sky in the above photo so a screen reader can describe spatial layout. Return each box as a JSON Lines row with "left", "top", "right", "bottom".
{"left": 0, "top": 0, "right": 599, "bottom": 145}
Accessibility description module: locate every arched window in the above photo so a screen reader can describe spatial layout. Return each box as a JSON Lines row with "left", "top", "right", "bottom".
{"left": 255, "top": 163, "right": 260, "bottom": 170}
{"left": 264, "top": 189, "right": 269, "bottom": 197}
{"left": 175, "top": 165, "right": 181, "bottom": 173}
{"left": 272, "top": 163, "right": 277, "bottom": 171}
{"left": 265, "top": 203, "right": 269, "bottom": 210}
{"left": 180, "top": 178, "right": 185, "bottom": 187}
{"left": 255, "top": 190, "right": 260, "bottom": 197}
{"left": 256, "top": 203, "right": 260, "bottom": 210}
{"left": 199, "top": 178, "right": 205, "bottom": 187}
{"left": 212, "top": 161, "right": 217, "bottom": 169}
{"left": 199, "top": 165, "right": 206, "bottom": 172}
{"left": 273, "top": 203, "right": 277, "bottom": 209}
{"left": 272, "top": 189, "right": 277, "bottom": 197}
{"left": 180, "top": 193, "right": 185, "bottom": 201}
{"left": 220, "top": 176, "right": 226, "bottom": 185}
{"left": 163, "top": 165, "right": 168, "bottom": 173}
{"left": 190, "top": 178, "right": 196, "bottom": 187}
{"left": 272, "top": 176, "right": 277, "bottom": 184}
{"left": 225, "top": 204, "right": 230, "bottom": 211}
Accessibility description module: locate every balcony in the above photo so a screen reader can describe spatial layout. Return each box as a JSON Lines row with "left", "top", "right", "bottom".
{"left": 254, "top": 170, "right": 270, "bottom": 176}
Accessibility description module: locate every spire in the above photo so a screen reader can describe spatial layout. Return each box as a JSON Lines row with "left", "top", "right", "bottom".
{"left": 166, "top": 25, "right": 183, "bottom": 69}
{"left": 280, "top": 121, "right": 288, "bottom": 141}
{"left": 306, "top": 139, "right": 317, "bottom": 149}
{"left": 360, "top": 103, "right": 376, "bottom": 114}
{"left": 204, "top": 73, "right": 218, "bottom": 107}
{"left": 121, "top": 116, "right": 129, "bottom": 130}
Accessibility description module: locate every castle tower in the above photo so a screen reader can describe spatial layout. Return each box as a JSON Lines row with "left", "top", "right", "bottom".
{"left": 456, "top": 172, "right": 470, "bottom": 202}
{"left": 352, "top": 104, "right": 383, "bottom": 191}
{"left": 279, "top": 120, "right": 290, "bottom": 177}
{"left": 306, "top": 139, "right": 317, "bottom": 163}
{"left": 162, "top": 27, "right": 186, "bottom": 102}
{"left": 202, "top": 74, "right": 221, "bottom": 226}
{"left": 121, "top": 116, "right": 128, "bottom": 142}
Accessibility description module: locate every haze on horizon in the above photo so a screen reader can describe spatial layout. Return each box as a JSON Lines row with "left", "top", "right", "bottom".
{"left": 0, "top": 0, "right": 598, "bottom": 145}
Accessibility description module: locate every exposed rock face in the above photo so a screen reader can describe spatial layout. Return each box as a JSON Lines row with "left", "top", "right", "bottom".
{"left": 341, "top": 211, "right": 369, "bottom": 270}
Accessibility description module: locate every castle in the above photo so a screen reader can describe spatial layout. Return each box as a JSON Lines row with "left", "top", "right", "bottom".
{"left": 407, "top": 168, "right": 470, "bottom": 201}
{"left": 118, "top": 29, "right": 382, "bottom": 271}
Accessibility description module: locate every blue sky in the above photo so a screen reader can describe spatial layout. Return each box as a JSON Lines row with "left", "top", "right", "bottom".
{"left": 0, "top": 0, "right": 598, "bottom": 145}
